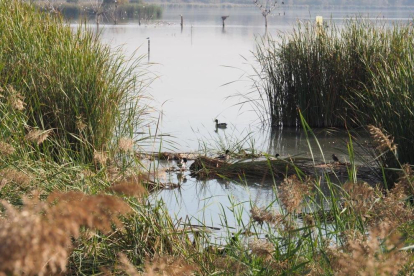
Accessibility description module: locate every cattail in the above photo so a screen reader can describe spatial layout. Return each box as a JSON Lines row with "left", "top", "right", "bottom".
{"left": 118, "top": 137, "right": 134, "bottom": 152}
{"left": 368, "top": 125, "right": 397, "bottom": 154}
{"left": 25, "top": 128, "right": 53, "bottom": 145}
{"left": 0, "top": 141, "right": 15, "bottom": 156}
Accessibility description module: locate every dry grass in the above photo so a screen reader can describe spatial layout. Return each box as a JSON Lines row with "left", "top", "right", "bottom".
{"left": 118, "top": 137, "right": 134, "bottom": 152}
{"left": 278, "top": 175, "right": 312, "bottom": 213}
{"left": 0, "top": 141, "right": 15, "bottom": 156}
{"left": 250, "top": 206, "right": 283, "bottom": 225}
{"left": 368, "top": 125, "right": 397, "bottom": 155}
{"left": 118, "top": 253, "right": 198, "bottom": 276}
{"left": 0, "top": 168, "right": 33, "bottom": 188}
{"left": 25, "top": 127, "right": 53, "bottom": 145}
{"left": 342, "top": 181, "right": 377, "bottom": 221}
{"left": 331, "top": 221, "right": 408, "bottom": 276}
{"left": 0, "top": 191, "right": 132, "bottom": 275}
{"left": 108, "top": 179, "right": 148, "bottom": 198}
{"left": 93, "top": 150, "right": 109, "bottom": 166}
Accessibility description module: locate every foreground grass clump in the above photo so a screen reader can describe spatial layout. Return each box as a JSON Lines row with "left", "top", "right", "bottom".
{"left": 0, "top": 0, "right": 145, "bottom": 162}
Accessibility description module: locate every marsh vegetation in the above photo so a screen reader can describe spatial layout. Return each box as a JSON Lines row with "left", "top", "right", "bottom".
{"left": 0, "top": 1, "right": 414, "bottom": 275}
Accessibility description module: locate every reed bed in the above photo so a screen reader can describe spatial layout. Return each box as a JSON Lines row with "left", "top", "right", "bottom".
{"left": 1, "top": 2, "right": 414, "bottom": 275}
{"left": 253, "top": 19, "right": 414, "bottom": 166}
{"left": 36, "top": 1, "right": 162, "bottom": 22}
{"left": 0, "top": 0, "right": 150, "bottom": 162}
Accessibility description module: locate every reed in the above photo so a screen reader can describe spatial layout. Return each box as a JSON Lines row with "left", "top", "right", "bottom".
{"left": 35, "top": 2, "right": 163, "bottom": 22}
{"left": 253, "top": 19, "right": 414, "bottom": 166}
{"left": 0, "top": 0, "right": 148, "bottom": 162}
{"left": 253, "top": 19, "right": 401, "bottom": 126}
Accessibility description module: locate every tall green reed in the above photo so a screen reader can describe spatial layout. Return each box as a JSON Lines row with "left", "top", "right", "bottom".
{"left": 0, "top": 0, "right": 147, "bottom": 162}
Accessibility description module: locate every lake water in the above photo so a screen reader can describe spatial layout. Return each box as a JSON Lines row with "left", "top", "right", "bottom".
{"left": 76, "top": 6, "right": 413, "bottom": 242}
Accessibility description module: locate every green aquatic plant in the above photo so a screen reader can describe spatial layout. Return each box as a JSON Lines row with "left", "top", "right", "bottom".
{"left": 0, "top": 0, "right": 149, "bottom": 163}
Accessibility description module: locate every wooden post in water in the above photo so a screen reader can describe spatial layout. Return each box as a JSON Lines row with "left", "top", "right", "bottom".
{"left": 147, "top": 37, "right": 150, "bottom": 62}
{"left": 114, "top": 0, "right": 118, "bottom": 25}
{"left": 180, "top": 15, "right": 183, "bottom": 28}
{"left": 221, "top": 15, "right": 229, "bottom": 28}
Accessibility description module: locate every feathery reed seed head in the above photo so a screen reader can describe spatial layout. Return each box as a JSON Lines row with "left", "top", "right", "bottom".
{"left": 93, "top": 150, "right": 108, "bottom": 166}
{"left": 25, "top": 128, "right": 53, "bottom": 145}
{"left": 278, "top": 175, "right": 312, "bottom": 213}
{"left": 0, "top": 191, "right": 131, "bottom": 275}
{"left": 368, "top": 125, "right": 397, "bottom": 154}
{"left": 118, "top": 137, "right": 134, "bottom": 152}
{"left": 0, "top": 141, "right": 15, "bottom": 156}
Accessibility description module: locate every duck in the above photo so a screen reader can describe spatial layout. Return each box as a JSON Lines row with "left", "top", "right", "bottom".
{"left": 215, "top": 119, "right": 227, "bottom": 129}
{"left": 178, "top": 157, "right": 188, "bottom": 170}
{"left": 332, "top": 154, "right": 339, "bottom": 163}
{"left": 268, "top": 153, "right": 280, "bottom": 160}
{"left": 217, "top": 150, "right": 230, "bottom": 161}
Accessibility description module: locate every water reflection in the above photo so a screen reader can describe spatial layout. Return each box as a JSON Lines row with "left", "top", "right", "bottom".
{"left": 89, "top": 6, "right": 408, "bottom": 239}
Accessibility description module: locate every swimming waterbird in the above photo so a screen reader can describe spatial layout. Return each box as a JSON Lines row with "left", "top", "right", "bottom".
{"left": 178, "top": 157, "right": 188, "bottom": 170}
{"left": 332, "top": 154, "right": 339, "bottom": 162}
{"left": 215, "top": 119, "right": 227, "bottom": 129}
{"left": 217, "top": 150, "right": 230, "bottom": 161}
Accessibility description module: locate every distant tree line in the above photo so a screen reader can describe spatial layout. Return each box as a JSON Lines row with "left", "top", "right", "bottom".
{"left": 139, "top": 0, "right": 414, "bottom": 6}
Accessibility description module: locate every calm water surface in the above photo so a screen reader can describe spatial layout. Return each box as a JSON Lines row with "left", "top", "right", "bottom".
{"left": 77, "top": 7, "right": 413, "bottom": 238}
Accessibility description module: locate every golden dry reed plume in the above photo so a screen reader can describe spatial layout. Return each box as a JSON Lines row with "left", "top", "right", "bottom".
{"left": 278, "top": 175, "right": 312, "bottom": 213}
{"left": 108, "top": 179, "right": 148, "bottom": 198}
{"left": 118, "top": 253, "right": 198, "bottom": 276}
{"left": 332, "top": 221, "right": 408, "bottom": 276}
{"left": 118, "top": 137, "right": 134, "bottom": 152}
{"left": 142, "top": 255, "right": 198, "bottom": 276}
{"left": 368, "top": 125, "right": 397, "bottom": 154}
{"left": 248, "top": 239, "right": 275, "bottom": 261}
{"left": 342, "top": 181, "right": 377, "bottom": 221}
{"left": 0, "top": 168, "right": 33, "bottom": 188}
{"left": 6, "top": 85, "right": 26, "bottom": 111}
{"left": 0, "top": 141, "right": 15, "bottom": 156}
{"left": 93, "top": 150, "right": 109, "bottom": 166}
{"left": 250, "top": 206, "right": 283, "bottom": 225}
{"left": 0, "top": 191, "right": 131, "bottom": 275}
{"left": 25, "top": 127, "right": 53, "bottom": 145}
